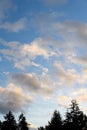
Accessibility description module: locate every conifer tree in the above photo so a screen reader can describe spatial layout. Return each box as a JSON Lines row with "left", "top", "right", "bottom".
{"left": 2, "top": 111, "right": 17, "bottom": 130}
{"left": 64, "top": 100, "right": 87, "bottom": 130}
{"left": 45, "top": 110, "right": 62, "bottom": 130}
{"left": 18, "top": 113, "right": 29, "bottom": 130}
{"left": 38, "top": 126, "right": 45, "bottom": 130}
{"left": 0, "top": 120, "right": 2, "bottom": 130}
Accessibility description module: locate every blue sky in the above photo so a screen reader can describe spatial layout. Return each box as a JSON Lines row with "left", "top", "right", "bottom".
{"left": 1, "top": 0, "right": 87, "bottom": 129}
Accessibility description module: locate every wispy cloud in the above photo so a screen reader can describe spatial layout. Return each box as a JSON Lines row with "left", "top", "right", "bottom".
{"left": 0, "top": 18, "right": 27, "bottom": 32}
{"left": 0, "top": 38, "right": 57, "bottom": 70}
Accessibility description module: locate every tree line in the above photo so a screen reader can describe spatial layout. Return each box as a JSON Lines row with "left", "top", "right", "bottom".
{"left": 0, "top": 100, "right": 87, "bottom": 130}
{"left": 0, "top": 111, "right": 29, "bottom": 130}
{"left": 38, "top": 100, "right": 87, "bottom": 130}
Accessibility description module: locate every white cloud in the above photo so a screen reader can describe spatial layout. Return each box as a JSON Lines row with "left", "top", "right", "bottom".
{"left": 0, "top": 38, "right": 57, "bottom": 70}
{"left": 57, "top": 88, "right": 87, "bottom": 111}
{"left": 0, "top": 18, "right": 27, "bottom": 32}
{"left": 53, "top": 62, "right": 77, "bottom": 86}
{"left": 57, "top": 95, "right": 71, "bottom": 108}
{"left": 50, "top": 61, "right": 87, "bottom": 87}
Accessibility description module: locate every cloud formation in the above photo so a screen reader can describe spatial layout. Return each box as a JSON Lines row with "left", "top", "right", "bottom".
{"left": 0, "top": 38, "right": 57, "bottom": 70}
{"left": 11, "top": 73, "right": 53, "bottom": 96}
{"left": 53, "top": 62, "right": 77, "bottom": 86}
{"left": 0, "top": 18, "right": 27, "bottom": 32}
{"left": 0, "top": 83, "right": 32, "bottom": 113}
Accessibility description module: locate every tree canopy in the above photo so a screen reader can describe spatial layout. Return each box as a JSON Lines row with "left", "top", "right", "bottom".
{"left": 0, "top": 111, "right": 29, "bottom": 130}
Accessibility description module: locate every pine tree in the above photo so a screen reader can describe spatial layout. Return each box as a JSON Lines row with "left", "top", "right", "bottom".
{"left": 0, "top": 120, "right": 2, "bottom": 130}
{"left": 2, "top": 111, "right": 17, "bottom": 130}
{"left": 38, "top": 126, "right": 45, "bottom": 130}
{"left": 64, "top": 100, "right": 87, "bottom": 130}
{"left": 18, "top": 113, "right": 29, "bottom": 130}
{"left": 45, "top": 110, "right": 62, "bottom": 130}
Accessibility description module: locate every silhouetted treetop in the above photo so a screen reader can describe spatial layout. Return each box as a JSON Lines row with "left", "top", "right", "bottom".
{"left": 2, "top": 111, "right": 17, "bottom": 130}
{"left": 38, "top": 100, "right": 87, "bottom": 130}
{"left": 18, "top": 113, "right": 29, "bottom": 130}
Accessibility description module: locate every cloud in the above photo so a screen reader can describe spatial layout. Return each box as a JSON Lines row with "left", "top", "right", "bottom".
{"left": 53, "top": 62, "right": 77, "bottom": 86}
{"left": 11, "top": 73, "right": 41, "bottom": 92}
{"left": 52, "top": 61, "right": 87, "bottom": 87}
{"left": 73, "top": 56, "right": 87, "bottom": 66}
{"left": 0, "top": 83, "right": 32, "bottom": 114}
{"left": 70, "top": 88, "right": 87, "bottom": 112}
{"left": 0, "top": 38, "right": 57, "bottom": 70}
{"left": 53, "top": 21, "right": 87, "bottom": 45}
{"left": 11, "top": 73, "right": 53, "bottom": 96}
{"left": 50, "top": 20, "right": 87, "bottom": 67}
{"left": 29, "top": 124, "right": 37, "bottom": 130}
{"left": 0, "top": 18, "right": 27, "bottom": 32}
{"left": 58, "top": 88, "right": 87, "bottom": 109}
{"left": 57, "top": 95, "right": 71, "bottom": 108}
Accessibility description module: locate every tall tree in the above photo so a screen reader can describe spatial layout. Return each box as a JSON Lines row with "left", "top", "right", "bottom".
{"left": 45, "top": 110, "right": 62, "bottom": 130}
{"left": 2, "top": 111, "right": 17, "bottom": 130}
{"left": 64, "top": 100, "right": 87, "bottom": 130}
{"left": 18, "top": 113, "right": 29, "bottom": 130}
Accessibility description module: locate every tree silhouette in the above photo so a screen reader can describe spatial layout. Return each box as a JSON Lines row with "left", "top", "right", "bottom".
{"left": 2, "top": 111, "right": 17, "bottom": 130}
{"left": 38, "top": 126, "right": 45, "bottom": 130}
{"left": 0, "top": 120, "right": 2, "bottom": 130}
{"left": 18, "top": 113, "right": 29, "bottom": 130}
{"left": 45, "top": 110, "right": 62, "bottom": 130}
{"left": 64, "top": 100, "right": 87, "bottom": 130}
{"left": 0, "top": 99, "right": 87, "bottom": 130}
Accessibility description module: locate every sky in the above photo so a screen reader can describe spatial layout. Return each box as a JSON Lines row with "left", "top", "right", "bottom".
{"left": 0, "top": 0, "right": 87, "bottom": 129}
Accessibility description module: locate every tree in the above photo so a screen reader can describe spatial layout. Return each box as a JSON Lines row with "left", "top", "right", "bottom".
{"left": 38, "top": 126, "right": 45, "bottom": 130}
{"left": 2, "top": 111, "right": 17, "bottom": 130}
{"left": 0, "top": 120, "right": 2, "bottom": 130}
{"left": 45, "top": 110, "right": 62, "bottom": 130}
{"left": 64, "top": 100, "right": 87, "bottom": 130}
{"left": 18, "top": 113, "right": 29, "bottom": 130}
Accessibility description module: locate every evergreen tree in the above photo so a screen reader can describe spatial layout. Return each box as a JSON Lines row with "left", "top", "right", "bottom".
{"left": 0, "top": 120, "right": 2, "bottom": 130}
{"left": 64, "top": 100, "right": 87, "bottom": 130}
{"left": 18, "top": 113, "right": 29, "bottom": 130}
{"left": 45, "top": 110, "right": 62, "bottom": 130}
{"left": 38, "top": 126, "right": 45, "bottom": 130}
{"left": 2, "top": 111, "right": 17, "bottom": 130}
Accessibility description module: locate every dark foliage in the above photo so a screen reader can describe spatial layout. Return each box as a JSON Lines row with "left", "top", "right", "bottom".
{"left": 45, "top": 110, "right": 62, "bottom": 130}
{"left": 0, "top": 100, "right": 87, "bottom": 130}
{"left": 0, "top": 111, "right": 29, "bottom": 130}
{"left": 38, "top": 100, "right": 87, "bottom": 130}
{"left": 2, "top": 111, "right": 17, "bottom": 130}
{"left": 18, "top": 113, "right": 29, "bottom": 130}
{"left": 63, "top": 100, "right": 87, "bottom": 130}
